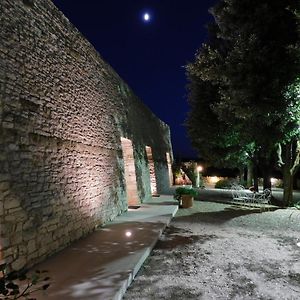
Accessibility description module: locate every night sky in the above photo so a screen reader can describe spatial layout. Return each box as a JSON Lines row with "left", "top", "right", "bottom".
{"left": 52, "top": 0, "right": 216, "bottom": 159}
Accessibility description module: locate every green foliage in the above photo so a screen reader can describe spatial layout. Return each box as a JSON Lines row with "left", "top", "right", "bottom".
{"left": 214, "top": 179, "right": 232, "bottom": 189}
{"left": 275, "top": 181, "right": 284, "bottom": 189}
{"left": 174, "top": 187, "right": 199, "bottom": 200}
{"left": 0, "top": 263, "right": 50, "bottom": 299}
{"left": 294, "top": 200, "right": 300, "bottom": 209}
{"left": 239, "top": 179, "right": 247, "bottom": 188}
{"left": 186, "top": 0, "right": 300, "bottom": 203}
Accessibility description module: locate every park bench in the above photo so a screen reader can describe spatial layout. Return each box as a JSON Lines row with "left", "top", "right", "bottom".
{"left": 231, "top": 184, "right": 271, "bottom": 207}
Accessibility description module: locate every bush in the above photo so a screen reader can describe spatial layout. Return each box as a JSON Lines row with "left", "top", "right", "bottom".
{"left": 294, "top": 200, "right": 300, "bottom": 209}
{"left": 275, "top": 181, "right": 283, "bottom": 188}
{"left": 215, "top": 179, "right": 232, "bottom": 189}
{"left": 174, "top": 187, "right": 199, "bottom": 200}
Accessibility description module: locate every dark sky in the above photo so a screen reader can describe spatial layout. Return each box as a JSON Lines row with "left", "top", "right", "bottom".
{"left": 52, "top": 0, "right": 216, "bottom": 159}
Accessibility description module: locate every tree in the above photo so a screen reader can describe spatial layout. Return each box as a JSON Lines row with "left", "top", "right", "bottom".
{"left": 186, "top": 24, "right": 257, "bottom": 187}
{"left": 279, "top": 79, "right": 300, "bottom": 205}
{"left": 187, "top": 0, "right": 300, "bottom": 204}
{"left": 211, "top": 0, "right": 300, "bottom": 204}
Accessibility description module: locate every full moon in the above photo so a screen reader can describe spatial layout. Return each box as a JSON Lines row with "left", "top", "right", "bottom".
{"left": 143, "top": 13, "right": 150, "bottom": 22}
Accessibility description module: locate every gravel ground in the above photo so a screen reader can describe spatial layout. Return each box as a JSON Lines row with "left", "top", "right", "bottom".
{"left": 124, "top": 201, "right": 300, "bottom": 300}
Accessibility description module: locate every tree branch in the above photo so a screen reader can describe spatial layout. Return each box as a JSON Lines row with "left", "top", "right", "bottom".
{"left": 276, "top": 143, "right": 285, "bottom": 167}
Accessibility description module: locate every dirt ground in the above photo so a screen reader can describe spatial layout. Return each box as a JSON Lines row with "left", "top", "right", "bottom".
{"left": 124, "top": 200, "right": 300, "bottom": 300}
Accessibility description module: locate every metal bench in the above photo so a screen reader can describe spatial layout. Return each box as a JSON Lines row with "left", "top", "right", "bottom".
{"left": 231, "top": 184, "right": 271, "bottom": 208}
{"left": 252, "top": 189, "right": 271, "bottom": 206}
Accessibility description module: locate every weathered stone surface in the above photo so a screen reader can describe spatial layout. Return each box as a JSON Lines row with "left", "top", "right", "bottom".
{"left": 27, "top": 239, "right": 36, "bottom": 254}
{"left": 4, "top": 197, "right": 20, "bottom": 210}
{"left": 11, "top": 256, "right": 27, "bottom": 271}
{"left": 0, "top": 0, "right": 173, "bottom": 271}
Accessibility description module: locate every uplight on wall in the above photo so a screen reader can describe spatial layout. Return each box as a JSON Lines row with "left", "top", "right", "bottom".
{"left": 125, "top": 231, "right": 132, "bottom": 237}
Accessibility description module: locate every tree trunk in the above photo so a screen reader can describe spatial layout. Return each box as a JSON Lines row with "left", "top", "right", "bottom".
{"left": 280, "top": 139, "right": 300, "bottom": 206}
{"left": 247, "top": 160, "right": 253, "bottom": 188}
{"left": 283, "top": 142, "right": 294, "bottom": 206}
{"left": 253, "top": 163, "right": 259, "bottom": 192}
{"left": 181, "top": 163, "right": 196, "bottom": 187}
{"left": 283, "top": 165, "right": 293, "bottom": 207}
{"left": 239, "top": 168, "right": 244, "bottom": 184}
{"left": 262, "top": 165, "right": 271, "bottom": 190}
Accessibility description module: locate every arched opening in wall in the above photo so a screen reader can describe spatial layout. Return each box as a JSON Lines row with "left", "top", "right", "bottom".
{"left": 166, "top": 152, "right": 173, "bottom": 186}
{"left": 146, "top": 146, "right": 158, "bottom": 196}
{"left": 121, "top": 137, "right": 139, "bottom": 206}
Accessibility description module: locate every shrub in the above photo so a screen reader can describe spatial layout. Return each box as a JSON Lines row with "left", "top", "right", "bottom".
{"left": 275, "top": 181, "right": 283, "bottom": 188}
{"left": 215, "top": 179, "right": 232, "bottom": 189}
{"left": 294, "top": 200, "right": 300, "bottom": 209}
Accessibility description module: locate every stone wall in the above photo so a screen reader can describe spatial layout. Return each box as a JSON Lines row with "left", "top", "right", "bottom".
{"left": 0, "top": 0, "right": 173, "bottom": 271}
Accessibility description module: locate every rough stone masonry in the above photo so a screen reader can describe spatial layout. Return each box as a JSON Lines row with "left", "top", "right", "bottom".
{"left": 0, "top": 0, "right": 173, "bottom": 271}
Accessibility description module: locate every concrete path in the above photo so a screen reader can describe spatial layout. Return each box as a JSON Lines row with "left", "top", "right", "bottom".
{"left": 34, "top": 196, "right": 178, "bottom": 300}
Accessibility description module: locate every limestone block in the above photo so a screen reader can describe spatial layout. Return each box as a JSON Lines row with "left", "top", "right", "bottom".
{"left": 47, "top": 224, "right": 57, "bottom": 232}
{"left": 15, "top": 222, "right": 23, "bottom": 232}
{"left": 23, "top": 229, "right": 36, "bottom": 242}
{"left": 0, "top": 182, "right": 10, "bottom": 192}
{"left": 11, "top": 232, "right": 23, "bottom": 246}
{"left": 11, "top": 256, "right": 26, "bottom": 271}
{"left": 23, "top": 219, "right": 33, "bottom": 230}
{"left": 4, "top": 197, "right": 20, "bottom": 210}
{"left": 0, "top": 174, "right": 11, "bottom": 182}
{"left": 27, "top": 251, "right": 39, "bottom": 261}
{"left": 5, "top": 210, "right": 27, "bottom": 222}
{"left": 2, "top": 255, "right": 13, "bottom": 265}
{"left": 38, "top": 247, "right": 48, "bottom": 257}
{"left": 0, "top": 202, "right": 3, "bottom": 216}
{"left": 8, "top": 143, "right": 19, "bottom": 151}
{"left": 18, "top": 245, "right": 27, "bottom": 256}
{"left": 2, "top": 122, "right": 14, "bottom": 129}
{"left": 27, "top": 239, "right": 36, "bottom": 254}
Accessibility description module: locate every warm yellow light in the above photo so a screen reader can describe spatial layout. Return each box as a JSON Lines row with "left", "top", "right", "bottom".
{"left": 209, "top": 176, "right": 219, "bottom": 184}
{"left": 197, "top": 165, "right": 203, "bottom": 172}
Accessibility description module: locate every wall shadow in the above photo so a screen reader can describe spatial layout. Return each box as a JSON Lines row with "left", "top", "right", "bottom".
{"left": 174, "top": 206, "right": 265, "bottom": 225}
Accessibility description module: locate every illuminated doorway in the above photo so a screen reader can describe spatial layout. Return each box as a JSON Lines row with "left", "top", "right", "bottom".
{"left": 146, "top": 146, "right": 158, "bottom": 195}
{"left": 166, "top": 152, "right": 173, "bottom": 186}
{"left": 121, "top": 137, "right": 139, "bottom": 206}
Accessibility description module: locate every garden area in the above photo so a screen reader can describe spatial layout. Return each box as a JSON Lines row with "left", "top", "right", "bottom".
{"left": 124, "top": 199, "right": 300, "bottom": 299}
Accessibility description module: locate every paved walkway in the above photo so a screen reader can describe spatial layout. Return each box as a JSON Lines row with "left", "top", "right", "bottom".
{"left": 34, "top": 196, "right": 178, "bottom": 300}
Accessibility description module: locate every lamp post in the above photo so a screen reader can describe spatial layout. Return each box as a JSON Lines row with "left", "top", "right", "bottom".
{"left": 196, "top": 165, "right": 203, "bottom": 188}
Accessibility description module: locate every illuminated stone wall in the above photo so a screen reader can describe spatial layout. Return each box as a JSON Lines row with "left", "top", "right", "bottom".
{"left": 0, "top": 0, "right": 173, "bottom": 271}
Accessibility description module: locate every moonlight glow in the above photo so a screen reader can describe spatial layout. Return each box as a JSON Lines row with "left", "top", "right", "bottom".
{"left": 143, "top": 13, "right": 150, "bottom": 22}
